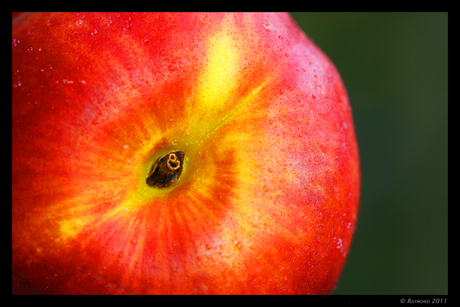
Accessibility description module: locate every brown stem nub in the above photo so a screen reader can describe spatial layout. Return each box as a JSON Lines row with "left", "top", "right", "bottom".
{"left": 146, "top": 151, "right": 185, "bottom": 188}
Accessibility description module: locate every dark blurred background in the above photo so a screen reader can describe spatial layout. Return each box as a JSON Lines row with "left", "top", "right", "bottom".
{"left": 290, "top": 13, "right": 447, "bottom": 294}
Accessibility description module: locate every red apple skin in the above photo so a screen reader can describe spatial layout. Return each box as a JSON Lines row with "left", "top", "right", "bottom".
{"left": 12, "top": 13, "right": 360, "bottom": 294}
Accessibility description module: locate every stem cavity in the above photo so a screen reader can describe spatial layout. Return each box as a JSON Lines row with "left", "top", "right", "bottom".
{"left": 146, "top": 151, "right": 185, "bottom": 188}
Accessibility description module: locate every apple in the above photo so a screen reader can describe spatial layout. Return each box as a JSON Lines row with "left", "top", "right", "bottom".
{"left": 12, "top": 12, "right": 360, "bottom": 294}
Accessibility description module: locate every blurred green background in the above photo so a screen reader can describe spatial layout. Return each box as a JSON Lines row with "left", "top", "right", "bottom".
{"left": 290, "top": 13, "right": 447, "bottom": 294}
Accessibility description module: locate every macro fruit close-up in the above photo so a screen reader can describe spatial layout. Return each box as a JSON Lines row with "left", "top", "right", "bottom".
{"left": 12, "top": 12, "right": 360, "bottom": 294}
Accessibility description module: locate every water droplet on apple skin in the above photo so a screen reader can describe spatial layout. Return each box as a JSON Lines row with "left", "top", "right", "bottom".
{"left": 234, "top": 241, "right": 243, "bottom": 250}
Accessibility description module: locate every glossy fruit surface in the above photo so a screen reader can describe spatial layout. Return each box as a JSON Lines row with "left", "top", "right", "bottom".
{"left": 12, "top": 12, "right": 360, "bottom": 294}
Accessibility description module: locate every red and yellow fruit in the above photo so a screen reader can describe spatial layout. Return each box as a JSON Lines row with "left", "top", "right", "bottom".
{"left": 12, "top": 12, "right": 360, "bottom": 294}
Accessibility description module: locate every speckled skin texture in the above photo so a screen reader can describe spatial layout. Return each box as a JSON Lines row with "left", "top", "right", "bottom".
{"left": 13, "top": 12, "right": 360, "bottom": 294}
